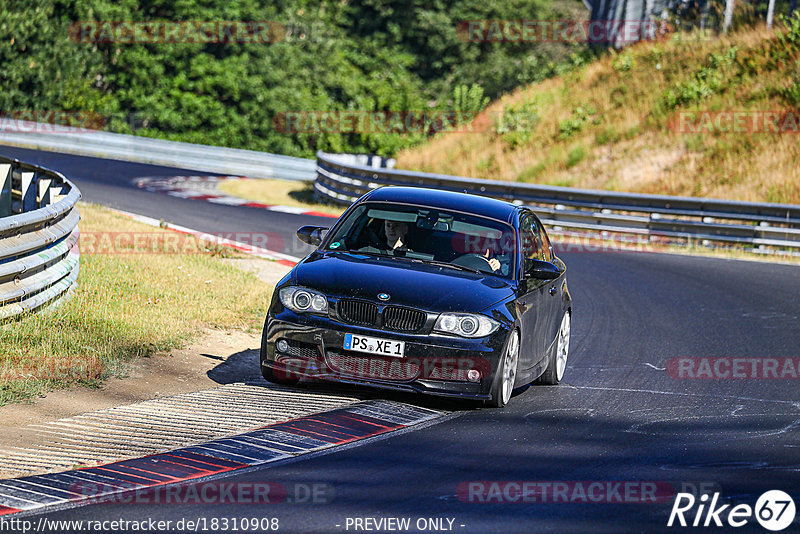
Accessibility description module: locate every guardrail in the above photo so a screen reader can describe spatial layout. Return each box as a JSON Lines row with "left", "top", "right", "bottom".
{"left": 0, "top": 156, "right": 81, "bottom": 319}
{"left": 315, "top": 151, "right": 800, "bottom": 252}
{"left": 0, "top": 121, "right": 316, "bottom": 181}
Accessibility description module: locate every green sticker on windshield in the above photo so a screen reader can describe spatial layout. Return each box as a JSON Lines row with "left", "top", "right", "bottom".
{"left": 330, "top": 241, "right": 341, "bottom": 249}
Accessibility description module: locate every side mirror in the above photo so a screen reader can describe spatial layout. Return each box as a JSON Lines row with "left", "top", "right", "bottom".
{"left": 296, "top": 225, "right": 328, "bottom": 246}
{"left": 525, "top": 259, "right": 560, "bottom": 280}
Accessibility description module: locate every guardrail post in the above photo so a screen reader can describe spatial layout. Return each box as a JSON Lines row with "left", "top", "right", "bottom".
{"left": 0, "top": 164, "right": 10, "bottom": 217}
{"left": 38, "top": 175, "right": 53, "bottom": 208}
{"left": 20, "top": 171, "right": 37, "bottom": 212}
{"left": 51, "top": 183, "right": 68, "bottom": 204}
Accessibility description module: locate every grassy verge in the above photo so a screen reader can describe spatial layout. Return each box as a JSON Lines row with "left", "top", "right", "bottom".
{"left": 216, "top": 179, "right": 345, "bottom": 217}
{"left": 397, "top": 21, "right": 800, "bottom": 204}
{"left": 0, "top": 202, "right": 273, "bottom": 406}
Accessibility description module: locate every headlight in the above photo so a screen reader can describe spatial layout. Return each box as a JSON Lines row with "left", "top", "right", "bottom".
{"left": 434, "top": 313, "right": 499, "bottom": 338}
{"left": 279, "top": 286, "right": 328, "bottom": 314}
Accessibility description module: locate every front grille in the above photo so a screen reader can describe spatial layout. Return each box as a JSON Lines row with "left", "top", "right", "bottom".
{"left": 425, "top": 364, "right": 470, "bottom": 381}
{"left": 326, "top": 351, "right": 420, "bottom": 381}
{"left": 338, "top": 299, "right": 378, "bottom": 326}
{"left": 280, "top": 340, "right": 318, "bottom": 359}
{"left": 383, "top": 306, "right": 426, "bottom": 332}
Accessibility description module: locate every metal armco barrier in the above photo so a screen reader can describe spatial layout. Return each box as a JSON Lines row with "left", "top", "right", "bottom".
{"left": 315, "top": 151, "right": 800, "bottom": 251}
{"left": 0, "top": 121, "right": 316, "bottom": 181}
{"left": 0, "top": 156, "right": 81, "bottom": 319}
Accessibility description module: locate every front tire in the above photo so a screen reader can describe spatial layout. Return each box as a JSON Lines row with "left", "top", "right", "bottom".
{"left": 488, "top": 329, "right": 520, "bottom": 408}
{"left": 537, "top": 311, "right": 570, "bottom": 385}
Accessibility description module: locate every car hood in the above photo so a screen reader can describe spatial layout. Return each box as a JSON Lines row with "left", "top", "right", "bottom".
{"left": 293, "top": 252, "right": 515, "bottom": 312}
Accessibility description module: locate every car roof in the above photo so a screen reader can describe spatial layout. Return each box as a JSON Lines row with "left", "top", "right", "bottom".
{"left": 360, "top": 186, "right": 519, "bottom": 224}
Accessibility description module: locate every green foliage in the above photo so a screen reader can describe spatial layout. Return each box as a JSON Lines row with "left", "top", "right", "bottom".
{"left": 450, "top": 83, "right": 489, "bottom": 130}
{"left": 452, "top": 84, "right": 489, "bottom": 116}
{"left": 778, "top": 12, "right": 800, "bottom": 47}
{"left": 495, "top": 98, "right": 539, "bottom": 148}
{"left": 1, "top": 0, "right": 584, "bottom": 157}
{"left": 565, "top": 144, "right": 587, "bottom": 167}
{"left": 595, "top": 126, "right": 620, "bottom": 145}
{"left": 611, "top": 52, "right": 635, "bottom": 72}
{"left": 476, "top": 153, "right": 497, "bottom": 174}
{"left": 783, "top": 77, "right": 800, "bottom": 108}
{"left": 558, "top": 105, "right": 595, "bottom": 139}
{"left": 0, "top": 0, "right": 109, "bottom": 115}
{"left": 517, "top": 162, "right": 546, "bottom": 182}
{"left": 659, "top": 46, "right": 739, "bottom": 110}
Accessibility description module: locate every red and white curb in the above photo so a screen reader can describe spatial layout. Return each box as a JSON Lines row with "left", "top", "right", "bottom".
{"left": 134, "top": 176, "right": 338, "bottom": 219}
{"left": 107, "top": 207, "right": 301, "bottom": 267}
{"left": 0, "top": 401, "right": 445, "bottom": 516}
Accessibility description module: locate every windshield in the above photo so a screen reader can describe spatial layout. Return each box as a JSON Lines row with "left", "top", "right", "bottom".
{"left": 323, "top": 203, "right": 516, "bottom": 278}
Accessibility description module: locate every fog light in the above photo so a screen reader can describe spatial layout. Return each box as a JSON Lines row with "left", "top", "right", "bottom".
{"left": 467, "top": 369, "right": 481, "bottom": 382}
{"left": 276, "top": 339, "right": 289, "bottom": 353}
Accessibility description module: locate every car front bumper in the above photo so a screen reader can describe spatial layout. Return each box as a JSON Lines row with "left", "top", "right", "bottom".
{"left": 262, "top": 311, "right": 510, "bottom": 400}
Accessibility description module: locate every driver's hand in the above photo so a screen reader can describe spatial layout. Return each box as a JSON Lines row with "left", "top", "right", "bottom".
{"left": 484, "top": 248, "right": 500, "bottom": 271}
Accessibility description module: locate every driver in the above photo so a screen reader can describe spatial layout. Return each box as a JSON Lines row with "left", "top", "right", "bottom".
{"left": 384, "top": 219, "right": 411, "bottom": 251}
{"left": 483, "top": 248, "right": 501, "bottom": 272}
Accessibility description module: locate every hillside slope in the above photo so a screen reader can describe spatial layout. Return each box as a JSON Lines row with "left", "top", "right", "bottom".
{"left": 397, "top": 20, "right": 800, "bottom": 204}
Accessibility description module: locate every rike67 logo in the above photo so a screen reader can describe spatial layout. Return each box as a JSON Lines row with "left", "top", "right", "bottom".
{"left": 668, "top": 490, "right": 796, "bottom": 531}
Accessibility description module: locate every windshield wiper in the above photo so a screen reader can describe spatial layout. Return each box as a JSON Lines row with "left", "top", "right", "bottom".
{"left": 335, "top": 250, "right": 485, "bottom": 275}
{"left": 336, "top": 249, "right": 388, "bottom": 258}
{"left": 415, "top": 259, "right": 484, "bottom": 275}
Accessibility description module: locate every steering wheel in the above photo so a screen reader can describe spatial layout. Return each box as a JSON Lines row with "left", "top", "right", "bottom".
{"left": 365, "top": 224, "right": 389, "bottom": 250}
{"left": 451, "top": 253, "right": 494, "bottom": 272}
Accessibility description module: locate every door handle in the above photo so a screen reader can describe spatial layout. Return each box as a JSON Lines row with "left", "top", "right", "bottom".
{"left": 549, "top": 286, "right": 557, "bottom": 296}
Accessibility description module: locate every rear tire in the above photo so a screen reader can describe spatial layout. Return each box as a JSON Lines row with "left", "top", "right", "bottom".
{"left": 487, "top": 329, "right": 520, "bottom": 408}
{"left": 537, "top": 311, "right": 570, "bottom": 385}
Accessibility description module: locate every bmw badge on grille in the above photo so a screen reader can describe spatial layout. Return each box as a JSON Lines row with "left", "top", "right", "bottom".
{"left": 377, "top": 293, "right": 391, "bottom": 301}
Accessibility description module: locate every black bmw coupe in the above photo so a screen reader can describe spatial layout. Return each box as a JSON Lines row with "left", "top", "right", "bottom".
{"left": 260, "top": 186, "right": 571, "bottom": 407}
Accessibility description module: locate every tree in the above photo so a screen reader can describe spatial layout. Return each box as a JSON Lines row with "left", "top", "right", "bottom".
{"left": 724, "top": 0, "right": 735, "bottom": 33}
{"left": 766, "top": 0, "right": 776, "bottom": 28}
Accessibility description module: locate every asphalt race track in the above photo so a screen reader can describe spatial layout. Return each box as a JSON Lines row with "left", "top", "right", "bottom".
{"left": 4, "top": 146, "right": 800, "bottom": 533}
{"left": 0, "top": 146, "right": 323, "bottom": 259}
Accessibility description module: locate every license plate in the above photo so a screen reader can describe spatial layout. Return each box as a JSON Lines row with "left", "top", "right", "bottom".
{"left": 344, "top": 333, "right": 405, "bottom": 358}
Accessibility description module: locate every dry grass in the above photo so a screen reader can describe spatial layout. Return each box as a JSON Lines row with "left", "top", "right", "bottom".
{"left": 217, "top": 178, "right": 345, "bottom": 216}
{"left": 397, "top": 24, "right": 800, "bottom": 204}
{"left": 0, "top": 202, "right": 273, "bottom": 405}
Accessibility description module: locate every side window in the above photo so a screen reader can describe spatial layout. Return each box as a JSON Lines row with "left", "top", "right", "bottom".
{"left": 536, "top": 219, "right": 552, "bottom": 262}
